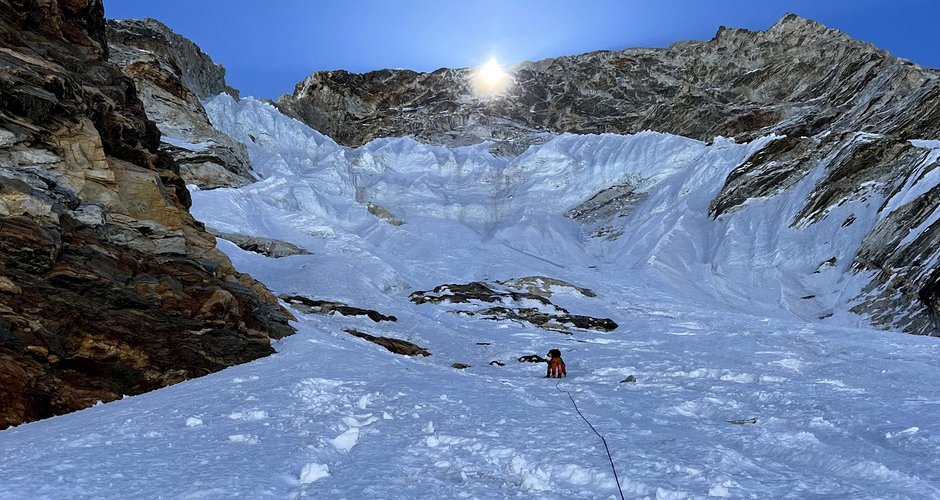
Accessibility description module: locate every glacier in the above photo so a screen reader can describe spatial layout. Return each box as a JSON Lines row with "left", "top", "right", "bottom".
{"left": 1, "top": 95, "right": 939, "bottom": 498}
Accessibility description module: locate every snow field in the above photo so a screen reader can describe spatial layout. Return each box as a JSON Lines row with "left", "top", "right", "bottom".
{"left": 3, "top": 296, "right": 938, "bottom": 498}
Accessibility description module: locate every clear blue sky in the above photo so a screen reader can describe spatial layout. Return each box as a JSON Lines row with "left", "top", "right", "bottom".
{"left": 104, "top": 0, "right": 938, "bottom": 99}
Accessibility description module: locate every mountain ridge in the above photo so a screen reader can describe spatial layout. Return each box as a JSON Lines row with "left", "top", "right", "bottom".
{"left": 275, "top": 13, "right": 939, "bottom": 151}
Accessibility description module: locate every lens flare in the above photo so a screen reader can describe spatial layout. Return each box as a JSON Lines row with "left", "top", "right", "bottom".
{"left": 472, "top": 57, "right": 512, "bottom": 96}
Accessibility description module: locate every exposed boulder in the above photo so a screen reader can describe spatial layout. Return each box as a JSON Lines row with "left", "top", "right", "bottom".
{"left": 342, "top": 328, "right": 430, "bottom": 357}
{"left": 0, "top": 0, "right": 293, "bottom": 430}
{"left": 366, "top": 202, "right": 405, "bottom": 226}
{"left": 209, "top": 229, "right": 310, "bottom": 258}
{"left": 106, "top": 18, "right": 255, "bottom": 189}
{"left": 281, "top": 294, "right": 397, "bottom": 323}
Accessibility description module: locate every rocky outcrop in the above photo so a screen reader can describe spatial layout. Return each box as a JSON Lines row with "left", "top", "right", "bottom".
{"left": 564, "top": 185, "right": 647, "bottom": 240}
{"left": 208, "top": 229, "right": 310, "bottom": 258}
{"left": 410, "top": 280, "right": 617, "bottom": 333}
{"left": 708, "top": 132, "right": 940, "bottom": 334}
{"left": 276, "top": 14, "right": 940, "bottom": 151}
{"left": 518, "top": 355, "right": 548, "bottom": 363}
{"left": 106, "top": 18, "right": 237, "bottom": 100}
{"left": 342, "top": 328, "right": 430, "bottom": 357}
{"left": 0, "top": 0, "right": 293, "bottom": 429}
{"left": 281, "top": 294, "right": 397, "bottom": 323}
{"left": 496, "top": 276, "right": 597, "bottom": 299}
{"left": 106, "top": 18, "right": 254, "bottom": 189}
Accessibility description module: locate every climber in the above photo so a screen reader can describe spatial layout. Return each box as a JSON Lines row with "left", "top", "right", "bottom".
{"left": 546, "top": 348, "right": 567, "bottom": 378}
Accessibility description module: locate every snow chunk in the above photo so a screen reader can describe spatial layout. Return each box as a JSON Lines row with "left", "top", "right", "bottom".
{"left": 330, "top": 428, "right": 360, "bottom": 452}
{"left": 341, "top": 414, "right": 378, "bottom": 428}
{"left": 228, "top": 410, "right": 268, "bottom": 421}
{"left": 709, "top": 481, "right": 732, "bottom": 497}
{"left": 298, "top": 463, "right": 330, "bottom": 484}
{"left": 885, "top": 427, "right": 919, "bottom": 439}
{"left": 185, "top": 417, "right": 203, "bottom": 428}
{"left": 508, "top": 456, "right": 551, "bottom": 492}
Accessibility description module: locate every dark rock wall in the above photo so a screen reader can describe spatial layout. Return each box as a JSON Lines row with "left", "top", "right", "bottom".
{"left": 711, "top": 133, "right": 940, "bottom": 335}
{"left": 0, "top": 0, "right": 293, "bottom": 429}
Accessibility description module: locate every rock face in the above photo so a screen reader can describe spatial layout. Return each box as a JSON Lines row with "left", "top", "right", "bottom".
{"left": 209, "top": 229, "right": 310, "bottom": 258}
{"left": 280, "top": 14, "right": 940, "bottom": 336}
{"left": 106, "top": 18, "right": 254, "bottom": 189}
{"left": 106, "top": 18, "right": 237, "bottom": 100}
{"left": 0, "top": 0, "right": 293, "bottom": 429}
{"left": 276, "top": 14, "right": 939, "bottom": 150}
{"left": 707, "top": 132, "right": 940, "bottom": 335}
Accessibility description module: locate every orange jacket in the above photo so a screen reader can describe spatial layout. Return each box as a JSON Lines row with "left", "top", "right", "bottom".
{"left": 547, "top": 357, "right": 566, "bottom": 378}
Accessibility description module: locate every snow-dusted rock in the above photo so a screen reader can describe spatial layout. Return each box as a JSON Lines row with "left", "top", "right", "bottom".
{"left": 277, "top": 14, "right": 939, "bottom": 149}
{"left": 106, "top": 19, "right": 256, "bottom": 188}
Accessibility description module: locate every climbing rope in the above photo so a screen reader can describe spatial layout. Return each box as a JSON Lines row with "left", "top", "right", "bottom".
{"left": 556, "top": 381, "right": 626, "bottom": 500}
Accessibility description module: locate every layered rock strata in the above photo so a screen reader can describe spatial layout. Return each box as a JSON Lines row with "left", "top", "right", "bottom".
{"left": 0, "top": 0, "right": 293, "bottom": 429}
{"left": 106, "top": 18, "right": 254, "bottom": 188}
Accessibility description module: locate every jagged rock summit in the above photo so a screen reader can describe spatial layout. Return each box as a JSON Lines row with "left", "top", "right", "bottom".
{"left": 0, "top": 0, "right": 293, "bottom": 429}
{"left": 277, "top": 14, "right": 939, "bottom": 151}
{"left": 107, "top": 17, "right": 237, "bottom": 99}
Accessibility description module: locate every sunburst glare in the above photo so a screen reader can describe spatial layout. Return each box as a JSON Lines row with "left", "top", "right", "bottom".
{"left": 471, "top": 57, "right": 512, "bottom": 96}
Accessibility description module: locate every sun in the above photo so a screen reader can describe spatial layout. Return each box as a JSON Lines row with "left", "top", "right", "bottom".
{"left": 472, "top": 57, "right": 512, "bottom": 96}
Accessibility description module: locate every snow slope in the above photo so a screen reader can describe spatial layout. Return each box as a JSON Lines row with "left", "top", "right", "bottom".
{"left": 2, "top": 95, "right": 940, "bottom": 499}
